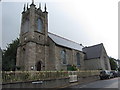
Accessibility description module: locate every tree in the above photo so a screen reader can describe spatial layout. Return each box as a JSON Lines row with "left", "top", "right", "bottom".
{"left": 109, "top": 57, "right": 118, "bottom": 70}
{"left": 2, "top": 38, "right": 19, "bottom": 71}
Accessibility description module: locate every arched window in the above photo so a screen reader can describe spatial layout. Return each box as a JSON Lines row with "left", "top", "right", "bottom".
{"left": 76, "top": 53, "right": 80, "bottom": 66}
{"left": 61, "top": 50, "right": 66, "bottom": 64}
{"left": 37, "top": 18, "right": 42, "bottom": 32}
{"left": 23, "top": 19, "right": 29, "bottom": 33}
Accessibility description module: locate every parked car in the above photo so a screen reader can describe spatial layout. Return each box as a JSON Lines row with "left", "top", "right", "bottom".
{"left": 117, "top": 71, "right": 120, "bottom": 77}
{"left": 110, "top": 71, "right": 118, "bottom": 77}
{"left": 99, "top": 70, "right": 113, "bottom": 80}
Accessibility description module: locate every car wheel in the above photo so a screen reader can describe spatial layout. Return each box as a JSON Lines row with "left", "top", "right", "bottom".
{"left": 100, "top": 76, "right": 103, "bottom": 80}
{"left": 100, "top": 77, "right": 103, "bottom": 80}
{"left": 108, "top": 76, "right": 110, "bottom": 79}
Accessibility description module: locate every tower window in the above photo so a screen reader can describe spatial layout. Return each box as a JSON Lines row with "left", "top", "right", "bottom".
{"left": 39, "top": 36, "right": 40, "bottom": 40}
{"left": 61, "top": 50, "right": 66, "bottom": 64}
{"left": 37, "top": 18, "right": 42, "bottom": 32}
{"left": 23, "top": 19, "right": 29, "bottom": 33}
{"left": 76, "top": 53, "right": 80, "bottom": 66}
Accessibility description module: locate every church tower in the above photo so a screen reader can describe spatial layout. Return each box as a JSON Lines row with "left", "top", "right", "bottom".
{"left": 16, "top": 1, "right": 49, "bottom": 71}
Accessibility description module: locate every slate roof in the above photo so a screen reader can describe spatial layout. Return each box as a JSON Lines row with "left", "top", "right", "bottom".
{"left": 48, "top": 32, "right": 82, "bottom": 51}
{"left": 82, "top": 43, "right": 103, "bottom": 60}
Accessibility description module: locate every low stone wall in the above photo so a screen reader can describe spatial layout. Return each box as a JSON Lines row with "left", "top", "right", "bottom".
{"left": 2, "top": 77, "right": 69, "bottom": 88}
{"left": 2, "top": 70, "right": 100, "bottom": 88}
{"left": 2, "top": 75, "right": 99, "bottom": 88}
{"left": 2, "top": 71, "right": 68, "bottom": 83}
{"left": 2, "top": 71, "right": 99, "bottom": 83}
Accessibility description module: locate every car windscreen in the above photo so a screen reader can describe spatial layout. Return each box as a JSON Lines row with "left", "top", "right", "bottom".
{"left": 100, "top": 71, "right": 106, "bottom": 74}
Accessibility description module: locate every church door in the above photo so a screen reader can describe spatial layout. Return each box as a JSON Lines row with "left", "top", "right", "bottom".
{"left": 36, "top": 61, "right": 42, "bottom": 71}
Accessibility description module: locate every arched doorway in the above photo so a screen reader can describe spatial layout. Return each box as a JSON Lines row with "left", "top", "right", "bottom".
{"left": 36, "top": 61, "right": 42, "bottom": 71}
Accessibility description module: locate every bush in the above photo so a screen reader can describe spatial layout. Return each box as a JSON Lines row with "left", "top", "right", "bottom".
{"left": 67, "top": 65, "right": 77, "bottom": 71}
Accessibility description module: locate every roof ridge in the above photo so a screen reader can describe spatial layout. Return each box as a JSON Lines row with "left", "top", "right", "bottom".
{"left": 83, "top": 43, "right": 103, "bottom": 49}
{"left": 48, "top": 32, "right": 81, "bottom": 45}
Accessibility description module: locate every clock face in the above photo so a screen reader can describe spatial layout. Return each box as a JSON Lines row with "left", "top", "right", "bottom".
{"left": 37, "top": 18, "right": 43, "bottom": 32}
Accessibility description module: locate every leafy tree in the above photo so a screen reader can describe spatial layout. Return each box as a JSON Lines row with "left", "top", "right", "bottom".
{"left": 2, "top": 38, "right": 19, "bottom": 71}
{"left": 109, "top": 57, "right": 118, "bottom": 70}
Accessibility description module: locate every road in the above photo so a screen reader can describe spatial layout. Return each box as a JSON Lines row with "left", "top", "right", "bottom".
{"left": 67, "top": 77, "right": 120, "bottom": 89}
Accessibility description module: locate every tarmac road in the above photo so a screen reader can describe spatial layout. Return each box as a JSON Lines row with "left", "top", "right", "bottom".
{"left": 67, "top": 77, "right": 120, "bottom": 89}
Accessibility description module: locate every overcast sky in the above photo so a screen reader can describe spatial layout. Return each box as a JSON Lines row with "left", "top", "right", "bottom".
{"left": 0, "top": 0, "right": 119, "bottom": 59}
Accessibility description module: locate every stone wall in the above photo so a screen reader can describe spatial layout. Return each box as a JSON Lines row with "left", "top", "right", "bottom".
{"left": 84, "top": 46, "right": 111, "bottom": 70}
{"left": 84, "top": 59, "right": 101, "bottom": 70}
{"left": 2, "top": 75, "right": 99, "bottom": 88}
{"left": 25, "top": 42, "right": 36, "bottom": 71}
{"left": 16, "top": 3, "right": 48, "bottom": 71}
{"left": 2, "top": 71, "right": 99, "bottom": 88}
{"left": 54, "top": 45, "right": 85, "bottom": 71}
{"left": 2, "top": 78, "right": 69, "bottom": 88}
{"left": 47, "top": 38, "right": 56, "bottom": 70}
{"left": 2, "top": 71, "right": 99, "bottom": 83}
{"left": 100, "top": 46, "right": 111, "bottom": 70}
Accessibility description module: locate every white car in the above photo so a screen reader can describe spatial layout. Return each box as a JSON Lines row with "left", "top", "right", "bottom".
{"left": 99, "top": 70, "right": 113, "bottom": 80}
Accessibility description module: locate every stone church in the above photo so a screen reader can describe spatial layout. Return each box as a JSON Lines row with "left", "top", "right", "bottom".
{"left": 16, "top": 2, "right": 111, "bottom": 71}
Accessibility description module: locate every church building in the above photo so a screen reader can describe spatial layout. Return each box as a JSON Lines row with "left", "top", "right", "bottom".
{"left": 83, "top": 43, "right": 111, "bottom": 70}
{"left": 16, "top": 2, "right": 111, "bottom": 71}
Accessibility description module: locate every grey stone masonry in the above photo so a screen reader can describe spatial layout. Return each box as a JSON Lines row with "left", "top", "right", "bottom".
{"left": 16, "top": 3, "right": 49, "bottom": 71}
{"left": 16, "top": 2, "right": 110, "bottom": 71}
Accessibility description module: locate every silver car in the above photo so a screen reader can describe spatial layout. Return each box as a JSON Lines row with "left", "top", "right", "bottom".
{"left": 99, "top": 70, "right": 113, "bottom": 80}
